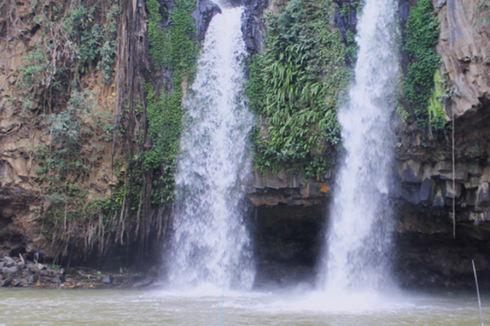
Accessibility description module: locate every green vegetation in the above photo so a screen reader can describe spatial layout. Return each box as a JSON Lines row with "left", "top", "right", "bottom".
{"left": 427, "top": 69, "right": 446, "bottom": 130}
{"left": 144, "top": 0, "right": 199, "bottom": 204}
{"left": 245, "top": 0, "right": 349, "bottom": 177}
{"left": 403, "top": 0, "right": 440, "bottom": 129}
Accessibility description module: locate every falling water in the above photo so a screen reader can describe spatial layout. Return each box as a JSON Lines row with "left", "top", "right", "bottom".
{"left": 319, "top": 0, "right": 399, "bottom": 291}
{"left": 166, "top": 4, "right": 255, "bottom": 289}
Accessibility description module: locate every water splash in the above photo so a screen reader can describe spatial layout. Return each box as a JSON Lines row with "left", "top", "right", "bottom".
{"left": 319, "top": 0, "right": 399, "bottom": 291}
{"left": 167, "top": 4, "right": 255, "bottom": 290}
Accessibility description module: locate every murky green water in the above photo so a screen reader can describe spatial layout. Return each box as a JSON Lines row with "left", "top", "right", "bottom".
{"left": 0, "top": 287, "right": 488, "bottom": 325}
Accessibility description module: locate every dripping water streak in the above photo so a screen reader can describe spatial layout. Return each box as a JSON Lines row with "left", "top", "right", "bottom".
{"left": 167, "top": 5, "right": 255, "bottom": 290}
{"left": 319, "top": 0, "right": 399, "bottom": 291}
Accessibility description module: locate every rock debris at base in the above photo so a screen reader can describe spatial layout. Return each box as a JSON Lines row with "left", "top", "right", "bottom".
{"left": 0, "top": 252, "right": 156, "bottom": 289}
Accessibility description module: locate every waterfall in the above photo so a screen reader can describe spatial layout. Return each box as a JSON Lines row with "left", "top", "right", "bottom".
{"left": 166, "top": 4, "right": 255, "bottom": 290}
{"left": 319, "top": 0, "right": 399, "bottom": 291}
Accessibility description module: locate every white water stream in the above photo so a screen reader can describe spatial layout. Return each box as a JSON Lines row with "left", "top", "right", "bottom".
{"left": 166, "top": 4, "right": 255, "bottom": 290}
{"left": 319, "top": 0, "right": 399, "bottom": 291}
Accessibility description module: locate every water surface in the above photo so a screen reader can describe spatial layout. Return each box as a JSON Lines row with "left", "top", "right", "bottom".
{"left": 0, "top": 288, "right": 487, "bottom": 325}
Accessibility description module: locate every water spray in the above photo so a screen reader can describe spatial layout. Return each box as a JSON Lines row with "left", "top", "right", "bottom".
{"left": 219, "top": 270, "right": 226, "bottom": 326}
{"left": 472, "top": 260, "right": 485, "bottom": 326}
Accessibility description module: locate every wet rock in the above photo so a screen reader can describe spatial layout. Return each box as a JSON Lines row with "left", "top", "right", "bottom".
{"left": 3, "top": 265, "right": 20, "bottom": 274}
{"left": 433, "top": 184, "right": 446, "bottom": 207}
{"left": 265, "top": 169, "right": 288, "bottom": 189}
{"left": 132, "top": 278, "right": 154, "bottom": 288}
{"left": 0, "top": 277, "right": 12, "bottom": 287}
{"left": 469, "top": 164, "right": 484, "bottom": 177}
{"left": 445, "top": 181, "right": 462, "bottom": 198}
{"left": 26, "top": 274, "right": 39, "bottom": 283}
{"left": 12, "top": 278, "right": 23, "bottom": 287}
{"left": 401, "top": 160, "right": 423, "bottom": 183}
{"left": 466, "top": 189, "right": 477, "bottom": 206}
{"left": 464, "top": 176, "right": 480, "bottom": 190}
{"left": 51, "top": 276, "right": 65, "bottom": 283}
{"left": 3, "top": 256, "right": 15, "bottom": 267}
{"left": 102, "top": 275, "right": 113, "bottom": 284}
{"left": 419, "top": 178, "right": 435, "bottom": 205}
{"left": 191, "top": 0, "right": 222, "bottom": 41}
{"left": 477, "top": 183, "right": 490, "bottom": 209}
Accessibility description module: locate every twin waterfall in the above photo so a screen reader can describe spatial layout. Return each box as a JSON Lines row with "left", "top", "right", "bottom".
{"left": 168, "top": 0, "right": 398, "bottom": 292}
{"left": 319, "top": 0, "right": 399, "bottom": 291}
{"left": 167, "top": 4, "right": 255, "bottom": 289}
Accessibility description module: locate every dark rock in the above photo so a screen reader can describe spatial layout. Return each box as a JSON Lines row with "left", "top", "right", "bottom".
{"left": 419, "top": 178, "right": 435, "bottom": 205}
{"left": 0, "top": 277, "right": 12, "bottom": 287}
{"left": 439, "top": 163, "right": 468, "bottom": 183}
{"left": 132, "top": 278, "right": 154, "bottom": 288}
{"left": 3, "top": 266, "right": 20, "bottom": 274}
{"left": 12, "top": 278, "right": 22, "bottom": 287}
{"left": 477, "top": 183, "right": 490, "bottom": 208}
{"left": 3, "top": 256, "right": 15, "bottom": 267}
{"left": 51, "top": 276, "right": 65, "bottom": 283}
{"left": 102, "top": 275, "right": 113, "bottom": 284}
{"left": 242, "top": 0, "right": 269, "bottom": 54}
{"left": 254, "top": 169, "right": 265, "bottom": 189}
{"left": 265, "top": 169, "right": 288, "bottom": 189}
{"left": 401, "top": 160, "right": 423, "bottom": 183}
{"left": 469, "top": 164, "right": 484, "bottom": 177}
{"left": 26, "top": 274, "right": 39, "bottom": 283}
{"left": 445, "top": 180, "right": 462, "bottom": 198}
{"left": 433, "top": 184, "right": 446, "bottom": 207}
{"left": 191, "top": 0, "right": 222, "bottom": 41}
{"left": 401, "top": 183, "right": 421, "bottom": 205}
{"left": 466, "top": 189, "right": 477, "bottom": 206}
{"left": 465, "top": 176, "right": 480, "bottom": 189}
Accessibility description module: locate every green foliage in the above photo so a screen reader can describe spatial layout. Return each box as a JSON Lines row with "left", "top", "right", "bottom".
{"left": 16, "top": 0, "right": 120, "bottom": 106}
{"left": 143, "top": 81, "right": 182, "bottom": 204}
{"left": 147, "top": 0, "right": 167, "bottom": 70}
{"left": 147, "top": 0, "right": 198, "bottom": 74}
{"left": 428, "top": 69, "right": 447, "bottom": 130}
{"left": 39, "top": 91, "right": 94, "bottom": 179}
{"left": 246, "top": 0, "right": 349, "bottom": 177}
{"left": 144, "top": 0, "right": 199, "bottom": 204}
{"left": 403, "top": 0, "right": 440, "bottom": 128}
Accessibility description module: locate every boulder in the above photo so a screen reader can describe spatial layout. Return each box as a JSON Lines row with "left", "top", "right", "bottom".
{"left": 102, "top": 275, "right": 113, "bottom": 284}
{"left": 0, "top": 277, "right": 12, "bottom": 287}
{"left": 3, "top": 256, "right": 15, "bottom": 267}
{"left": 3, "top": 265, "right": 20, "bottom": 274}
{"left": 51, "top": 276, "right": 65, "bottom": 283}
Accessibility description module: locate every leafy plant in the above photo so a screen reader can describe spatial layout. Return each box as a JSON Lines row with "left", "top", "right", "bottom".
{"left": 245, "top": 0, "right": 349, "bottom": 177}
{"left": 403, "top": 0, "right": 440, "bottom": 128}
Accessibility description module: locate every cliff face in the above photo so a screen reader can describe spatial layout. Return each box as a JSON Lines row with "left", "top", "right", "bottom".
{"left": 2, "top": 0, "right": 490, "bottom": 288}
{"left": 437, "top": 0, "right": 490, "bottom": 116}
